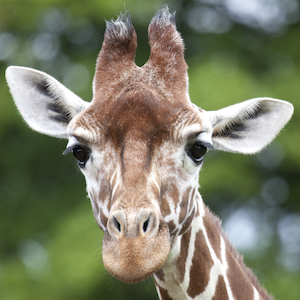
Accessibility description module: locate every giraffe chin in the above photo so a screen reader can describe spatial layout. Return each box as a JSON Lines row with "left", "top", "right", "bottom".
{"left": 102, "top": 224, "right": 171, "bottom": 283}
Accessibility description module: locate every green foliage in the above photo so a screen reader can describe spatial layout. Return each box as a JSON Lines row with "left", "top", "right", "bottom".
{"left": 0, "top": 0, "right": 300, "bottom": 299}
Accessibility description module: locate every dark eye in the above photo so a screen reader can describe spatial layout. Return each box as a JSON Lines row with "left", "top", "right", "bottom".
{"left": 186, "top": 142, "right": 207, "bottom": 165}
{"left": 72, "top": 146, "right": 90, "bottom": 167}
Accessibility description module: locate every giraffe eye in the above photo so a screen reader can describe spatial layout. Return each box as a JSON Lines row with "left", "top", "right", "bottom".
{"left": 72, "top": 146, "right": 91, "bottom": 167}
{"left": 186, "top": 142, "right": 207, "bottom": 165}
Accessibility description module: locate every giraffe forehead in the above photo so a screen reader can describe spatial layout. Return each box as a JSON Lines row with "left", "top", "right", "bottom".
{"left": 78, "top": 87, "right": 190, "bottom": 144}
{"left": 69, "top": 92, "right": 207, "bottom": 152}
{"left": 106, "top": 88, "right": 168, "bottom": 131}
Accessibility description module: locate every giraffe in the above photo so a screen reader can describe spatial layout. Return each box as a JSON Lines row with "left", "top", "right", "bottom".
{"left": 6, "top": 7, "right": 294, "bottom": 300}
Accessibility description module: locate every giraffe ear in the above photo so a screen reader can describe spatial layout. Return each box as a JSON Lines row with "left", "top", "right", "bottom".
{"left": 208, "top": 97, "right": 294, "bottom": 154}
{"left": 6, "top": 66, "right": 90, "bottom": 139}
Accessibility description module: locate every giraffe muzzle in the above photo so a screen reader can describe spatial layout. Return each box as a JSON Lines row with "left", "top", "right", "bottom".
{"left": 102, "top": 208, "right": 171, "bottom": 283}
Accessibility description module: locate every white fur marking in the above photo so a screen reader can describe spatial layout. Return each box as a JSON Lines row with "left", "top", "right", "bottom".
{"left": 254, "top": 287, "right": 260, "bottom": 300}
{"left": 72, "top": 127, "right": 95, "bottom": 143}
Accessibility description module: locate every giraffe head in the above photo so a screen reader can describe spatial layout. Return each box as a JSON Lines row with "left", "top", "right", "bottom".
{"left": 6, "top": 8, "right": 293, "bottom": 283}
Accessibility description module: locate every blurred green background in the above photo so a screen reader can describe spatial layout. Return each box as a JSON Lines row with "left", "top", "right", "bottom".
{"left": 0, "top": 0, "right": 299, "bottom": 299}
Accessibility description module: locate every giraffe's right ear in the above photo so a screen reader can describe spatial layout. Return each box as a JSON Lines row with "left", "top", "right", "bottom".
{"left": 5, "top": 66, "right": 90, "bottom": 139}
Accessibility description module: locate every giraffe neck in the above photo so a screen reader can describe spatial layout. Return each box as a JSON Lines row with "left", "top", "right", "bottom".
{"left": 154, "top": 193, "right": 273, "bottom": 300}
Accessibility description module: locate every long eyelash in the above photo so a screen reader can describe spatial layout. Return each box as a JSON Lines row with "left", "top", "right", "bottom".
{"left": 62, "top": 146, "right": 75, "bottom": 155}
{"left": 200, "top": 141, "right": 215, "bottom": 150}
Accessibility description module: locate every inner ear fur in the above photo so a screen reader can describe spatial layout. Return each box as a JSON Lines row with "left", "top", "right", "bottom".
{"left": 6, "top": 66, "right": 89, "bottom": 138}
{"left": 209, "top": 97, "right": 294, "bottom": 154}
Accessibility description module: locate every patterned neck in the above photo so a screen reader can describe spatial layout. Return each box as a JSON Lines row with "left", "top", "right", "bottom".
{"left": 154, "top": 192, "right": 273, "bottom": 300}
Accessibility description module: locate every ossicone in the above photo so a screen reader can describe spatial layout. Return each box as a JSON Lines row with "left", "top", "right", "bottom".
{"left": 96, "top": 11, "right": 137, "bottom": 69}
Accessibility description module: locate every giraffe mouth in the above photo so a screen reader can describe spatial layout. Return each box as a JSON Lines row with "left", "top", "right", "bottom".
{"left": 102, "top": 220, "right": 170, "bottom": 283}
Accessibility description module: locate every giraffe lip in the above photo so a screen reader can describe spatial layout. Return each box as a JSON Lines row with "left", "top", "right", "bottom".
{"left": 102, "top": 223, "right": 170, "bottom": 283}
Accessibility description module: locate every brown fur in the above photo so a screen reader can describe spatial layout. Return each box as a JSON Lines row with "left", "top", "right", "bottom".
{"left": 212, "top": 276, "right": 229, "bottom": 300}
{"left": 207, "top": 206, "right": 274, "bottom": 300}
{"left": 187, "top": 229, "right": 214, "bottom": 297}
{"left": 157, "top": 286, "right": 174, "bottom": 300}
{"left": 177, "top": 227, "right": 192, "bottom": 284}
{"left": 203, "top": 207, "right": 222, "bottom": 262}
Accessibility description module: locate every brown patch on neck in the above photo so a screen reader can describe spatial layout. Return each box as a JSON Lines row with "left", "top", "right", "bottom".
{"left": 156, "top": 286, "right": 173, "bottom": 300}
{"left": 212, "top": 276, "right": 229, "bottom": 300}
{"left": 203, "top": 206, "right": 222, "bottom": 262}
{"left": 179, "top": 187, "right": 192, "bottom": 224}
{"left": 205, "top": 206, "right": 274, "bottom": 300}
{"left": 226, "top": 251, "right": 256, "bottom": 300}
{"left": 176, "top": 227, "right": 191, "bottom": 283}
{"left": 187, "top": 230, "right": 214, "bottom": 298}
{"left": 155, "top": 268, "right": 165, "bottom": 282}
{"left": 178, "top": 206, "right": 195, "bottom": 236}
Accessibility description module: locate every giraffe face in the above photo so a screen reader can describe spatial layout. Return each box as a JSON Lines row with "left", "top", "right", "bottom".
{"left": 64, "top": 9, "right": 207, "bottom": 282}
{"left": 66, "top": 84, "right": 213, "bottom": 282}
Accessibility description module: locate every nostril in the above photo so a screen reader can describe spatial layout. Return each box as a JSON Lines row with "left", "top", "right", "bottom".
{"left": 113, "top": 216, "right": 121, "bottom": 233}
{"left": 143, "top": 217, "right": 150, "bottom": 233}
{"left": 138, "top": 209, "right": 158, "bottom": 236}
{"left": 108, "top": 210, "right": 126, "bottom": 238}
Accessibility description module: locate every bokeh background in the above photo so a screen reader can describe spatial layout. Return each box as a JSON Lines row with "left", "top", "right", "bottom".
{"left": 0, "top": 0, "right": 299, "bottom": 299}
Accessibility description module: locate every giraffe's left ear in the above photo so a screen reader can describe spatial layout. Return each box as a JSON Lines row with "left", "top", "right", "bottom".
{"left": 6, "top": 66, "right": 90, "bottom": 139}
{"left": 208, "top": 97, "right": 294, "bottom": 154}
